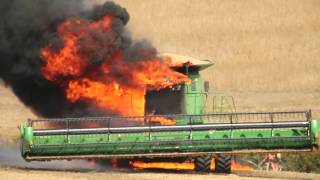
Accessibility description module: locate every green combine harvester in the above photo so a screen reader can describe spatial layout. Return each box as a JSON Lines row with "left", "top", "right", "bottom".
{"left": 19, "top": 54, "right": 320, "bottom": 173}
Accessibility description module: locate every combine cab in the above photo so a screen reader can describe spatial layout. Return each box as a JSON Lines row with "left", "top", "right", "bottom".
{"left": 19, "top": 54, "right": 320, "bottom": 173}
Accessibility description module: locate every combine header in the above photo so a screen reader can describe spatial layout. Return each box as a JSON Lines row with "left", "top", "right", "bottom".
{"left": 20, "top": 111, "right": 319, "bottom": 173}
{"left": 19, "top": 54, "right": 320, "bottom": 173}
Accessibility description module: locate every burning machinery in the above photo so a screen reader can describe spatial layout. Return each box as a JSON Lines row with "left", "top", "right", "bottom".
{"left": 20, "top": 55, "right": 320, "bottom": 173}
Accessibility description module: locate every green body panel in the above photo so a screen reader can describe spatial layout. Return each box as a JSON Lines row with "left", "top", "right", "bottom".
{"left": 23, "top": 127, "right": 34, "bottom": 144}
{"left": 21, "top": 125, "right": 315, "bottom": 158}
{"left": 311, "top": 120, "right": 319, "bottom": 146}
{"left": 184, "top": 73, "right": 203, "bottom": 116}
{"left": 175, "top": 73, "right": 204, "bottom": 125}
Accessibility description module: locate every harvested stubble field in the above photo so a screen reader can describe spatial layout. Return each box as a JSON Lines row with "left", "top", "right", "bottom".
{"left": 1, "top": 0, "right": 320, "bottom": 179}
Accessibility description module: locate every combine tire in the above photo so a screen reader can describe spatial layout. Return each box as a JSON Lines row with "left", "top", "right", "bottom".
{"left": 195, "top": 155, "right": 211, "bottom": 173}
{"left": 214, "top": 154, "right": 232, "bottom": 173}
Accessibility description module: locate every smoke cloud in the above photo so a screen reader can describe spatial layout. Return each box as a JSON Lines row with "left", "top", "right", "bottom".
{"left": 0, "top": 0, "right": 158, "bottom": 118}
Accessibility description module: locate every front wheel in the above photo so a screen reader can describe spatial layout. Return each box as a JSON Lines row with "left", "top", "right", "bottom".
{"left": 214, "top": 154, "right": 232, "bottom": 173}
{"left": 195, "top": 155, "right": 211, "bottom": 173}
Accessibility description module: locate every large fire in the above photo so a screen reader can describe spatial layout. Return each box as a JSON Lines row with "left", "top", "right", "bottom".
{"left": 40, "top": 15, "right": 190, "bottom": 124}
{"left": 40, "top": 9, "right": 254, "bottom": 173}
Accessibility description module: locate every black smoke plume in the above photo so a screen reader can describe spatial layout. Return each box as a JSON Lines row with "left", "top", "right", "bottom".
{"left": 0, "top": 0, "right": 157, "bottom": 118}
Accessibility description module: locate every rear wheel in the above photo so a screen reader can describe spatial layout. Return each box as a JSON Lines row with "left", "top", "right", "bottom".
{"left": 195, "top": 155, "right": 211, "bottom": 173}
{"left": 214, "top": 154, "right": 232, "bottom": 173}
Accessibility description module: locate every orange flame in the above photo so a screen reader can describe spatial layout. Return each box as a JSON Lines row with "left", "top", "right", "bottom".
{"left": 130, "top": 158, "right": 254, "bottom": 171}
{"left": 40, "top": 15, "right": 190, "bottom": 123}
{"left": 66, "top": 78, "right": 146, "bottom": 116}
{"left": 148, "top": 117, "right": 176, "bottom": 125}
{"left": 230, "top": 160, "right": 254, "bottom": 171}
{"left": 41, "top": 16, "right": 113, "bottom": 81}
{"left": 130, "top": 161, "right": 195, "bottom": 171}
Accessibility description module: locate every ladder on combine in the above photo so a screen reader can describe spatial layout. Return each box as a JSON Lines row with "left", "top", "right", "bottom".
{"left": 20, "top": 110, "right": 319, "bottom": 173}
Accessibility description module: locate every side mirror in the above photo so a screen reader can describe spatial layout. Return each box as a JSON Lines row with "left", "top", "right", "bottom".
{"left": 204, "top": 81, "right": 209, "bottom": 92}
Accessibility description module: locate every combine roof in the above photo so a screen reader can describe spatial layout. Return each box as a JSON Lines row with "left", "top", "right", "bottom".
{"left": 160, "top": 53, "right": 214, "bottom": 70}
